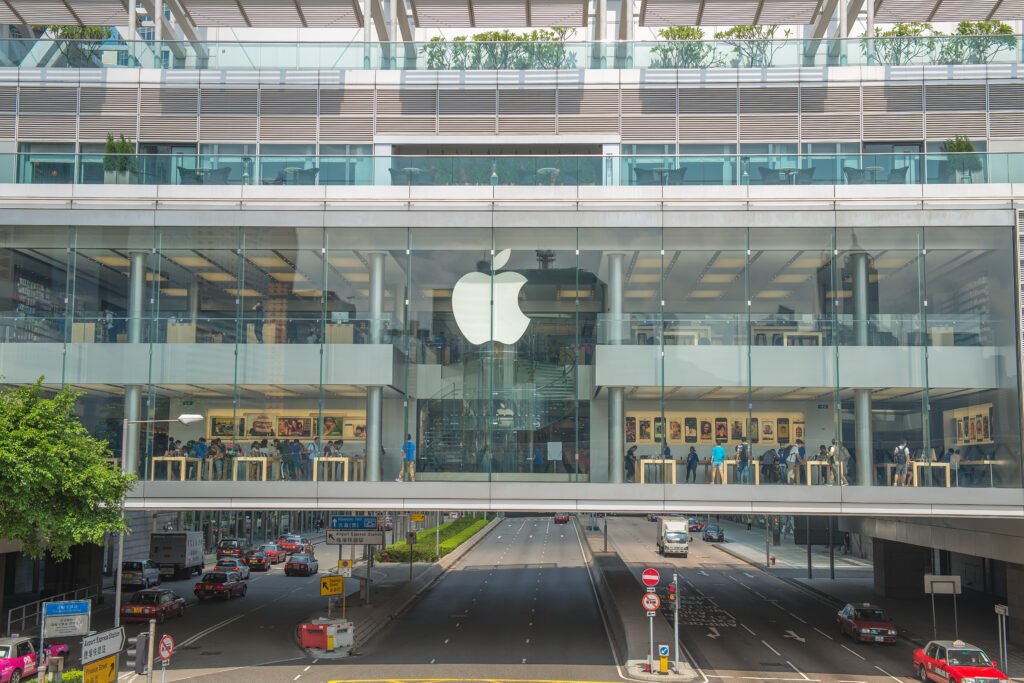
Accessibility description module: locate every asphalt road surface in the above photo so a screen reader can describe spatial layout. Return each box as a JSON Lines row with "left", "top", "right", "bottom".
{"left": 607, "top": 515, "right": 917, "bottom": 683}
{"left": 120, "top": 516, "right": 618, "bottom": 683}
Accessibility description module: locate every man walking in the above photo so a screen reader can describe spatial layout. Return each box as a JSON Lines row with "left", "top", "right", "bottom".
{"left": 685, "top": 447, "right": 700, "bottom": 483}
{"left": 397, "top": 433, "right": 416, "bottom": 482}
{"left": 711, "top": 442, "right": 726, "bottom": 484}
{"left": 736, "top": 439, "right": 750, "bottom": 484}
{"left": 892, "top": 439, "right": 911, "bottom": 486}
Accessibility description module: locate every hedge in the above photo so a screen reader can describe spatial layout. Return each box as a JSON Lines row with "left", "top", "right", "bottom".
{"left": 376, "top": 515, "right": 492, "bottom": 563}
{"left": 53, "top": 672, "right": 83, "bottom": 683}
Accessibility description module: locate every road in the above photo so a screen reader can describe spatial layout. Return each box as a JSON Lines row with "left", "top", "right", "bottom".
{"left": 607, "top": 515, "right": 916, "bottom": 683}
{"left": 116, "top": 516, "right": 617, "bottom": 683}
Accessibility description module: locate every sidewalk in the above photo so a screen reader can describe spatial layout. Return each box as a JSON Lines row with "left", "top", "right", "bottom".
{"left": 713, "top": 519, "right": 1024, "bottom": 679}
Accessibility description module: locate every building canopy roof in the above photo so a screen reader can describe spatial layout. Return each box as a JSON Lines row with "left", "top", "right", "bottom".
{"left": 410, "top": 0, "right": 588, "bottom": 27}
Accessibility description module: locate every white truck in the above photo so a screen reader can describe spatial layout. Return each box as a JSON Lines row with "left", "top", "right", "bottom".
{"left": 149, "top": 531, "right": 205, "bottom": 579}
{"left": 657, "top": 519, "right": 690, "bottom": 557}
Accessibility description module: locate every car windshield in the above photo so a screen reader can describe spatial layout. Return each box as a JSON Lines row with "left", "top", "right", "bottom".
{"left": 217, "top": 540, "right": 240, "bottom": 550}
{"left": 290, "top": 555, "right": 310, "bottom": 563}
{"left": 706, "top": 526, "right": 720, "bottom": 532}
{"left": 947, "top": 650, "right": 991, "bottom": 666}
{"left": 666, "top": 532, "right": 688, "bottom": 542}
{"left": 855, "top": 609, "right": 887, "bottom": 620}
{"left": 0, "top": 645, "right": 10, "bottom": 658}
{"left": 122, "top": 561, "right": 143, "bottom": 571}
{"left": 201, "top": 573, "right": 228, "bottom": 584}
{"left": 131, "top": 592, "right": 161, "bottom": 604}
{"left": 261, "top": 545, "right": 277, "bottom": 551}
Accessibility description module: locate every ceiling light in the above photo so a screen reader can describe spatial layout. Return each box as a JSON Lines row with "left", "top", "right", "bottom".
{"left": 755, "top": 290, "right": 791, "bottom": 298}
{"left": 789, "top": 257, "right": 826, "bottom": 269}
{"left": 224, "top": 288, "right": 262, "bottom": 297}
{"left": 557, "top": 289, "right": 593, "bottom": 299}
{"left": 774, "top": 274, "right": 812, "bottom": 283}
{"left": 269, "top": 272, "right": 308, "bottom": 282}
{"left": 342, "top": 273, "right": 370, "bottom": 282}
{"left": 689, "top": 290, "right": 723, "bottom": 298}
{"left": 294, "top": 289, "right": 324, "bottom": 297}
{"left": 701, "top": 273, "right": 735, "bottom": 283}
{"left": 171, "top": 256, "right": 214, "bottom": 268}
{"left": 161, "top": 288, "right": 188, "bottom": 297}
{"left": 635, "top": 257, "right": 662, "bottom": 268}
{"left": 874, "top": 257, "right": 911, "bottom": 269}
{"left": 249, "top": 256, "right": 290, "bottom": 268}
{"left": 423, "top": 289, "right": 452, "bottom": 298}
{"left": 94, "top": 255, "right": 130, "bottom": 267}
{"left": 624, "top": 289, "right": 658, "bottom": 298}
{"left": 198, "top": 272, "right": 234, "bottom": 282}
{"left": 329, "top": 256, "right": 364, "bottom": 268}
{"left": 712, "top": 257, "right": 746, "bottom": 268}
{"left": 630, "top": 274, "right": 660, "bottom": 283}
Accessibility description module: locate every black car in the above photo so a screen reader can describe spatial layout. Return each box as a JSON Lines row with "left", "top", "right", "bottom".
{"left": 216, "top": 538, "right": 248, "bottom": 560}
{"left": 703, "top": 524, "right": 725, "bottom": 542}
{"left": 243, "top": 549, "right": 270, "bottom": 571}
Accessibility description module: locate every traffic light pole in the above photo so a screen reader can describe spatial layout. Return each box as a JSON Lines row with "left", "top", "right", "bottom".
{"left": 672, "top": 573, "right": 680, "bottom": 672}
{"left": 146, "top": 619, "right": 156, "bottom": 683}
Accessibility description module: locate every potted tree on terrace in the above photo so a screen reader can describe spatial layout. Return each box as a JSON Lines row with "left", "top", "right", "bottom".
{"left": 714, "top": 25, "right": 791, "bottom": 68}
{"left": 867, "top": 22, "right": 939, "bottom": 66}
{"left": 936, "top": 20, "right": 1015, "bottom": 65}
{"left": 940, "top": 135, "right": 983, "bottom": 184}
{"left": 650, "top": 26, "right": 723, "bottom": 69}
{"left": 103, "top": 133, "right": 138, "bottom": 184}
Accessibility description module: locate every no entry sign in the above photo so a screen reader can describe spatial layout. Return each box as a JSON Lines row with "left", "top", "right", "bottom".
{"left": 158, "top": 634, "right": 175, "bottom": 661}
{"left": 642, "top": 568, "right": 661, "bottom": 587}
{"left": 642, "top": 593, "right": 662, "bottom": 611}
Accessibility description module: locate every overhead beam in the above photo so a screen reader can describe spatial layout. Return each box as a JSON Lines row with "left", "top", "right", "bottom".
{"left": 233, "top": 0, "right": 253, "bottom": 26}
{"left": 617, "top": 0, "right": 632, "bottom": 40}
{"left": 753, "top": 0, "right": 765, "bottom": 24}
{"left": 138, "top": 0, "right": 200, "bottom": 60}
{"left": 59, "top": 0, "right": 85, "bottom": 25}
{"left": 927, "top": 0, "right": 944, "bottom": 21}
{"left": 293, "top": 0, "right": 308, "bottom": 26}
{"left": 394, "top": 0, "right": 414, "bottom": 42}
{"left": 370, "top": 0, "right": 391, "bottom": 42}
{"left": 1, "top": 0, "right": 26, "bottom": 27}
{"left": 986, "top": 0, "right": 1005, "bottom": 20}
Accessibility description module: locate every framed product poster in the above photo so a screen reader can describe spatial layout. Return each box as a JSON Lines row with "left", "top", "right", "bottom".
{"left": 684, "top": 418, "right": 698, "bottom": 444}
{"left": 699, "top": 418, "right": 713, "bottom": 444}
{"left": 731, "top": 419, "right": 744, "bottom": 441}
{"left": 278, "top": 417, "right": 312, "bottom": 438}
{"left": 625, "top": 417, "right": 637, "bottom": 443}
{"left": 247, "top": 414, "right": 275, "bottom": 437}
{"left": 669, "top": 419, "right": 682, "bottom": 443}
{"left": 714, "top": 417, "right": 728, "bottom": 443}
{"left": 777, "top": 417, "right": 790, "bottom": 444}
{"left": 654, "top": 417, "right": 665, "bottom": 443}
{"left": 956, "top": 418, "right": 964, "bottom": 444}
{"left": 321, "top": 415, "right": 344, "bottom": 437}
{"left": 967, "top": 416, "right": 976, "bottom": 442}
{"left": 211, "top": 416, "right": 242, "bottom": 437}
{"left": 353, "top": 423, "right": 367, "bottom": 439}
{"left": 638, "top": 418, "right": 653, "bottom": 443}
{"left": 761, "top": 419, "right": 775, "bottom": 443}
{"left": 793, "top": 421, "right": 805, "bottom": 442}
{"left": 976, "top": 416, "right": 984, "bottom": 443}
{"left": 749, "top": 417, "right": 759, "bottom": 444}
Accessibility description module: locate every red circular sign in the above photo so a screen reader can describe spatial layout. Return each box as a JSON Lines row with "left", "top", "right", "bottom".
{"left": 641, "top": 568, "right": 661, "bottom": 587}
{"left": 642, "top": 593, "right": 661, "bottom": 611}
{"left": 158, "top": 634, "right": 175, "bottom": 661}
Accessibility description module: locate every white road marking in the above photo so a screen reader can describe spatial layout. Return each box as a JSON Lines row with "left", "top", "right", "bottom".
{"left": 741, "top": 624, "right": 756, "bottom": 636}
{"left": 755, "top": 591, "right": 766, "bottom": 599}
{"left": 707, "top": 627, "right": 721, "bottom": 639}
{"left": 444, "top": 639, "right": 449, "bottom": 644}
{"left": 842, "top": 644, "right": 866, "bottom": 660}
{"left": 522, "top": 658, "right": 527, "bottom": 664}
{"left": 178, "top": 614, "right": 246, "bottom": 649}
{"left": 293, "top": 676, "right": 301, "bottom": 681}
{"left": 837, "top": 680, "right": 869, "bottom": 682}
{"left": 789, "top": 612, "right": 807, "bottom": 624}
{"left": 312, "top": 659, "right": 319, "bottom": 664}
{"left": 784, "top": 630, "right": 806, "bottom": 643}
{"left": 787, "top": 661, "right": 810, "bottom": 680}
{"left": 699, "top": 570, "right": 709, "bottom": 576}
{"left": 727, "top": 575, "right": 740, "bottom": 583}
{"left": 430, "top": 658, "right": 436, "bottom": 664}
{"left": 875, "top": 666, "right": 903, "bottom": 683}
{"left": 744, "top": 572, "right": 756, "bottom": 579}
{"left": 303, "top": 666, "right": 311, "bottom": 672}
{"left": 813, "top": 627, "right": 834, "bottom": 640}
{"left": 762, "top": 640, "right": 782, "bottom": 657}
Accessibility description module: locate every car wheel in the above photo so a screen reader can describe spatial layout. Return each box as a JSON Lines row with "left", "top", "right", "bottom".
{"left": 10, "top": 669, "right": 21, "bottom": 683}
{"left": 178, "top": 604, "right": 185, "bottom": 617}
{"left": 919, "top": 666, "right": 928, "bottom": 683}
{"left": 241, "top": 585, "right": 248, "bottom": 597}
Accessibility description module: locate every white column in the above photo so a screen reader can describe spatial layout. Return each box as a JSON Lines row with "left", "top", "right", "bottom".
{"left": 155, "top": 0, "right": 163, "bottom": 42}
{"left": 852, "top": 250, "right": 873, "bottom": 486}
{"left": 125, "top": 252, "right": 147, "bottom": 476}
{"left": 366, "top": 252, "right": 386, "bottom": 481}
{"left": 128, "top": 0, "right": 137, "bottom": 41}
{"left": 866, "top": 0, "right": 874, "bottom": 38}
{"left": 607, "top": 253, "right": 625, "bottom": 483}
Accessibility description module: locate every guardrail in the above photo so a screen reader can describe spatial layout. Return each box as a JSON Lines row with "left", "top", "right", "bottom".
{"left": 5, "top": 584, "right": 102, "bottom": 636}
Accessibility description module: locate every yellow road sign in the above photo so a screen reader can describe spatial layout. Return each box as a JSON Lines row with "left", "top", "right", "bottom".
{"left": 338, "top": 559, "right": 353, "bottom": 569}
{"left": 84, "top": 654, "right": 117, "bottom": 683}
{"left": 410, "top": 513, "right": 425, "bottom": 522}
{"left": 320, "top": 575, "right": 344, "bottom": 596}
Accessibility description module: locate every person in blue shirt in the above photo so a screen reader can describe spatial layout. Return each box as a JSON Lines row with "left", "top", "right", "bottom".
{"left": 192, "top": 438, "right": 208, "bottom": 479}
{"left": 289, "top": 439, "right": 305, "bottom": 479}
{"left": 711, "top": 443, "right": 727, "bottom": 484}
{"left": 533, "top": 445, "right": 545, "bottom": 473}
{"left": 397, "top": 434, "right": 416, "bottom": 482}
{"left": 685, "top": 447, "right": 700, "bottom": 483}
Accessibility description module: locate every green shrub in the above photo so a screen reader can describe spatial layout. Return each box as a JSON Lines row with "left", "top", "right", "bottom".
{"left": 58, "top": 672, "right": 83, "bottom": 683}
{"left": 376, "top": 515, "right": 492, "bottom": 562}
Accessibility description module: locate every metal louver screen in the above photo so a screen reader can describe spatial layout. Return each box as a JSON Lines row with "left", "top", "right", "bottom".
{"left": 318, "top": 117, "right": 373, "bottom": 141}
{"left": 925, "top": 113, "right": 986, "bottom": 139}
{"left": 439, "top": 116, "right": 496, "bottom": 134}
{"left": 375, "top": 117, "right": 436, "bottom": 134}
{"left": 439, "top": 90, "right": 496, "bottom": 115}
{"left": 925, "top": 84, "right": 986, "bottom": 111}
{"left": 862, "top": 85, "right": 922, "bottom": 112}
{"left": 800, "top": 115, "right": 860, "bottom": 139}
{"left": 739, "top": 88, "right": 798, "bottom": 113}
{"left": 239, "top": 0, "right": 305, "bottom": 26}
{"left": 199, "top": 116, "right": 258, "bottom": 140}
{"left": 19, "top": 87, "right": 77, "bottom": 114}
{"left": 800, "top": 87, "right": 858, "bottom": 113}
{"left": 17, "top": 116, "right": 76, "bottom": 140}
{"left": 740, "top": 114, "right": 798, "bottom": 140}
{"left": 678, "top": 115, "right": 737, "bottom": 141}
{"left": 260, "top": 88, "right": 317, "bottom": 115}
{"left": 319, "top": 89, "right": 374, "bottom": 115}
{"left": 1018, "top": 209, "right": 1024, "bottom": 362}
{"left": 990, "top": 113, "right": 1024, "bottom": 138}
{"left": 0, "top": 88, "right": 17, "bottom": 113}
{"left": 199, "top": 88, "right": 258, "bottom": 115}
{"left": 180, "top": 0, "right": 248, "bottom": 25}
{"left": 621, "top": 116, "right": 675, "bottom": 141}
{"left": 499, "top": 90, "right": 557, "bottom": 115}
{"left": 0, "top": 116, "right": 13, "bottom": 139}
{"left": 79, "top": 88, "right": 139, "bottom": 114}
{"left": 498, "top": 116, "right": 557, "bottom": 135}
{"left": 140, "top": 117, "right": 198, "bottom": 141}
{"left": 621, "top": 89, "right": 676, "bottom": 115}
{"left": 79, "top": 116, "right": 136, "bottom": 141}
{"left": 988, "top": 84, "right": 1024, "bottom": 111}
{"left": 863, "top": 113, "right": 923, "bottom": 139}
{"left": 557, "top": 89, "right": 618, "bottom": 115}
{"left": 679, "top": 88, "right": 736, "bottom": 114}
{"left": 558, "top": 116, "right": 618, "bottom": 134}
{"left": 376, "top": 90, "right": 437, "bottom": 116}
{"left": 259, "top": 117, "right": 317, "bottom": 141}
{"left": 141, "top": 88, "right": 199, "bottom": 115}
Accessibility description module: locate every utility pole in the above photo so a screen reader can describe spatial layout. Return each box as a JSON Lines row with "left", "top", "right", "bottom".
{"left": 146, "top": 618, "right": 156, "bottom": 683}
{"left": 672, "top": 572, "right": 680, "bottom": 673}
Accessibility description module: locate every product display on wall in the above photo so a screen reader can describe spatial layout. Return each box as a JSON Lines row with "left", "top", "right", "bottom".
{"left": 944, "top": 403, "right": 995, "bottom": 448}
{"left": 626, "top": 412, "right": 806, "bottom": 447}
{"left": 206, "top": 411, "right": 367, "bottom": 442}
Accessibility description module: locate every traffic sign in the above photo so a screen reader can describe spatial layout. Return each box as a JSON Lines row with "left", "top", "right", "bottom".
{"left": 411, "top": 513, "right": 425, "bottom": 522}
{"left": 83, "top": 654, "right": 117, "bottom": 683}
{"left": 158, "top": 634, "right": 175, "bottom": 661}
{"left": 43, "top": 600, "right": 91, "bottom": 637}
{"left": 338, "top": 559, "right": 353, "bottom": 577}
{"left": 329, "top": 515, "right": 378, "bottom": 530}
{"left": 642, "top": 593, "right": 661, "bottom": 611}
{"left": 326, "top": 529, "right": 385, "bottom": 545}
{"left": 81, "top": 627, "right": 125, "bottom": 665}
{"left": 659, "top": 644, "right": 670, "bottom": 657}
{"left": 43, "top": 601, "right": 90, "bottom": 616}
{"left": 321, "top": 576, "right": 344, "bottom": 596}
{"left": 995, "top": 604, "right": 1009, "bottom": 616}
{"left": 642, "top": 568, "right": 661, "bottom": 587}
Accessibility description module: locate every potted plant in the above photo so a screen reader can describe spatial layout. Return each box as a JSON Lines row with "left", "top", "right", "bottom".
{"left": 102, "top": 133, "right": 137, "bottom": 184}
{"left": 651, "top": 26, "right": 723, "bottom": 69}
{"left": 865, "top": 22, "right": 939, "bottom": 66}
{"left": 936, "top": 20, "right": 1015, "bottom": 65}
{"left": 940, "top": 135, "right": 983, "bottom": 183}
{"left": 714, "top": 25, "right": 791, "bottom": 68}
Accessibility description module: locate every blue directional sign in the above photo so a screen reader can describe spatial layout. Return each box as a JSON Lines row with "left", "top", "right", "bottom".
{"left": 43, "top": 600, "right": 91, "bottom": 616}
{"left": 330, "top": 515, "right": 378, "bottom": 530}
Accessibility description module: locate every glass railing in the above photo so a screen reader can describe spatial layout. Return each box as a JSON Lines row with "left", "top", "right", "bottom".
{"left": 9, "top": 153, "right": 1024, "bottom": 187}
{"left": 4, "top": 35, "right": 1023, "bottom": 70}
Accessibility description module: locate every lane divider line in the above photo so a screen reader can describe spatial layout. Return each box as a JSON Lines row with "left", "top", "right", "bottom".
{"left": 841, "top": 644, "right": 866, "bottom": 661}
{"left": 786, "top": 661, "right": 810, "bottom": 681}
{"left": 812, "top": 627, "right": 833, "bottom": 640}
{"left": 874, "top": 666, "right": 903, "bottom": 683}
{"left": 761, "top": 640, "right": 782, "bottom": 657}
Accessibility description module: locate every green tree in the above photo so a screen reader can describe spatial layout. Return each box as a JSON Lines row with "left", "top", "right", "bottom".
{"left": 866, "top": 22, "right": 940, "bottom": 65}
{"left": 0, "top": 381, "right": 134, "bottom": 559}
{"left": 936, "top": 20, "right": 1015, "bottom": 65}
{"left": 34, "top": 25, "right": 114, "bottom": 67}
{"left": 651, "top": 26, "right": 722, "bottom": 68}
{"left": 713, "top": 25, "right": 791, "bottom": 68}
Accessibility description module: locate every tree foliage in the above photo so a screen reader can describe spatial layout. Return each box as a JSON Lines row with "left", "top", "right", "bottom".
{"left": 713, "top": 25, "right": 791, "bottom": 68}
{"left": 33, "top": 25, "right": 114, "bottom": 67}
{"left": 936, "top": 21, "right": 1015, "bottom": 64}
{"left": 865, "top": 22, "right": 938, "bottom": 65}
{"left": 0, "top": 381, "right": 134, "bottom": 559}
{"left": 420, "top": 28, "right": 578, "bottom": 69}
{"left": 651, "top": 26, "right": 723, "bottom": 68}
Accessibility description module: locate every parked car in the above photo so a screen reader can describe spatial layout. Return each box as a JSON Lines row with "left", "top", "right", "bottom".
{"left": 215, "top": 557, "right": 250, "bottom": 580}
{"left": 276, "top": 535, "right": 302, "bottom": 554}
{"left": 0, "top": 637, "right": 50, "bottom": 683}
{"left": 703, "top": 524, "right": 725, "bottom": 542}
{"left": 120, "top": 589, "right": 186, "bottom": 623}
{"left": 216, "top": 538, "right": 248, "bottom": 560}
{"left": 121, "top": 559, "right": 161, "bottom": 588}
{"left": 647, "top": 514, "right": 659, "bottom": 522}
{"left": 687, "top": 518, "right": 705, "bottom": 532}
{"left": 553, "top": 512, "right": 570, "bottom": 524}
{"left": 194, "top": 571, "right": 248, "bottom": 600}
{"left": 243, "top": 549, "right": 270, "bottom": 571}
{"left": 837, "top": 603, "right": 898, "bottom": 643}
{"left": 914, "top": 640, "right": 1007, "bottom": 683}
{"left": 284, "top": 554, "right": 319, "bottom": 577}
{"left": 258, "top": 543, "right": 287, "bottom": 564}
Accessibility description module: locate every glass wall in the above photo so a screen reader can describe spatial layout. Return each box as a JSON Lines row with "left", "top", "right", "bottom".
{"left": 0, "top": 221, "right": 1018, "bottom": 489}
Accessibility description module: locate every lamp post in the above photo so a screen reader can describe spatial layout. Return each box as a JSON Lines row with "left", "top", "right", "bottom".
{"left": 114, "top": 413, "right": 204, "bottom": 628}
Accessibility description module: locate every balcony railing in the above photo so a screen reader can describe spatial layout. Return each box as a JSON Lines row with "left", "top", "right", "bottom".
{"left": 10, "top": 153, "right": 1024, "bottom": 187}
{"left": 3, "top": 35, "right": 1024, "bottom": 71}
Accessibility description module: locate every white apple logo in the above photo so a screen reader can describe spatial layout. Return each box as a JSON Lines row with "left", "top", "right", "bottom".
{"left": 451, "top": 248, "right": 530, "bottom": 345}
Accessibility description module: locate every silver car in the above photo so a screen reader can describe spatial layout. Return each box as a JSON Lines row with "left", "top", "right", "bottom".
{"left": 214, "top": 557, "right": 251, "bottom": 580}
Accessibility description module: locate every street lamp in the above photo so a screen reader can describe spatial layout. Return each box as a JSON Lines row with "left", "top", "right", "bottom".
{"left": 114, "top": 413, "right": 204, "bottom": 627}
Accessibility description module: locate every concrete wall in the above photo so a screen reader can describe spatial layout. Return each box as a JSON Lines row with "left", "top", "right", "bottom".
{"left": 872, "top": 538, "right": 932, "bottom": 599}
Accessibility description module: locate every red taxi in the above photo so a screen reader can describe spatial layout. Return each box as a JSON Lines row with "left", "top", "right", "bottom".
{"left": 284, "top": 554, "right": 320, "bottom": 577}
{"left": 276, "top": 535, "right": 302, "bottom": 553}
{"left": 120, "top": 588, "right": 186, "bottom": 623}
{"left": 258, "top": 543, "right": 287, "bottom": 564}
{"left": 0, "top": 637, "right": 67, "bottom": 683}
{"left": 243, "top": 549, "right": 270, "bottom": 571}
{"left": 194, "top": 571, "right": 248, "bottom": 600}
{"left": 216, "top": 538, "right": 248, "bottom": 560}
{"left": 914, "top": 640, "right": 1008, "bottom": 683}
{"left": 837, "top": 602, "right": 898, "bottom": 643}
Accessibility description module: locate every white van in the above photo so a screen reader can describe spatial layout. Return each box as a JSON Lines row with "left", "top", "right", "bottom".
{"left": 121, "top": 559, "right": 161, "bottom": 588}
{"left": 657, "top": 519, "right": 690, "bottom": 557}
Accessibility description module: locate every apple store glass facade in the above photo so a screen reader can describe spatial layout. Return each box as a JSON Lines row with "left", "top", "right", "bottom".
{"left": 0, "top": 221, "right": 1020, "bottom": 488}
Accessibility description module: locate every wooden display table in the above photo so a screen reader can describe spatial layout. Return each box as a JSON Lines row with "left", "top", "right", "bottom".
{"left": 957, "top": 460, "right": 999, "bottom": 487}
{"left": 325, "top": 324, "right": 355, "bottom": 344}
{"left": 912, "top": 461, "right": 951, "bottom": 487}
{"left": 313, "top": 456, "right": 366, "bottom": 481}
{"left": 875, "top": 462, "right": 901, "bottom": 485}
{"left": 246, "top": 322, "right": 280, "bottom": 344}
{"left": 638, "top": 458, "right": 677, "bottom": 484}
{"left": 151, "top": 456, "right": 199, "bottom": 481}
{"left": 232, "top": 456, "right": 268, "bottom": 481}
{"left": 806, "top": 460, "right": 845, "bottom": 485}
{"left": 72, "top": 322, "right": 96, "bottom": 342}
{"left": 724, "top": 459, "right": 760, "bottom": 485}
{"left": 167, "top": 322, "right": 196, "bottom": 343}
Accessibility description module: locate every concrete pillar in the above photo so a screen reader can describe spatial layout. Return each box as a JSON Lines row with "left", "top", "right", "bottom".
{"left": 852, "top": 251, "right": 873, "bottom": 486}
{"left": 155, "top": 0, "right": 163, "bottom": 42}
{"left": 128, "top": 0, "right": 137, "bottom": 41}
{"left": 607, "top": 253, "right": 625, "bottom": 483}
{"left": 125, "top": 252, "right": 146, "bottom": 476}
{"left": 872, "top": 538, "right": 930, "bottom": 599}
{"left": 838, "top": 0, "right": 847, "bottom": 38}
{"left": 189, "top": 277, "right": 200, "bottom": 323}
{"left": 1007, "top": 562, "right": 1024, "bottom": 648}
{"left": 366, "top": 252, "right": 385, "bottom": 481}
{"left": 866, "top": 0, "right": 874, "bottom": 38}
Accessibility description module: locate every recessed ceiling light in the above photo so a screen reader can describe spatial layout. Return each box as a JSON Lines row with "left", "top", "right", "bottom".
{"left": 713, "top": 257, "right": 746, "bottom": 268}
{"left": 788, "top": 257, "right": 825, "bottom": 269}
{"left": 774, "top": 274, "right": 812, "bottom": 283}
{"left": 875, "top": 257, "right": 912, "bottom": 269}
{"left": 161, "top": 288, "right": 188, "bottom": 297}
{"left": 624, "top": 289, "right": 658, "bottom": 298}
{"left": 269, "top": 272, "right": 308, "bottom": 282}
{"left": 689, "top": 290, "right": 723, "bottom": 298}
{"left": 171, "top": 256, "right": 214, "bottom": 268}
{"left": 756, "top": 290, "right": 791, "bottom": 298}
{"left": 630, "top": 273, "right": 660, "bottom": 283}
{"left": 94, "top": 255, "right": 130, "bottom": 267}
{"left": 224, "top": 288, "right": 262, "bottom": 297}
{"left": 343, "top": 273, "right": 370, "bottom": 282}
{"left": 701, "top": 273, "right": 735, "bottom": 283}
{"left": 249, "top": 256, "right": 290, "bottom": 268}
{"left": 293, "top": 289, "right": 324, "bottom": 297}
{"left": 198, "top": 272, "right": 234, "bottom": 282}
{"left": 635, "top": 257, "right": 662, "bottom": 268}
{"left": 329, "top": 257, "right": 363, "bottom": 268}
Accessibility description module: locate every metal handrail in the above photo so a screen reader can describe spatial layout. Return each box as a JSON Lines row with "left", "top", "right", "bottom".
{"left": 4, "top": 583, "right": 101, "bottom": 636}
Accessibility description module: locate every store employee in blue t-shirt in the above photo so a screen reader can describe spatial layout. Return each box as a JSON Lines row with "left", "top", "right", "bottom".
{"left": 711, "top": 443, "right": 726, "bottom": 484}
{"left": 396, "top": 434, "right": 416, "bottom": 482}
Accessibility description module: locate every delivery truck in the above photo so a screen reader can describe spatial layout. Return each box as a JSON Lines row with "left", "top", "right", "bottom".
{"left": 657, "top": 518, "right": 690, "bottom": 557}
{"left": 149, "top": 531, "right": 205, "bottom": 579}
